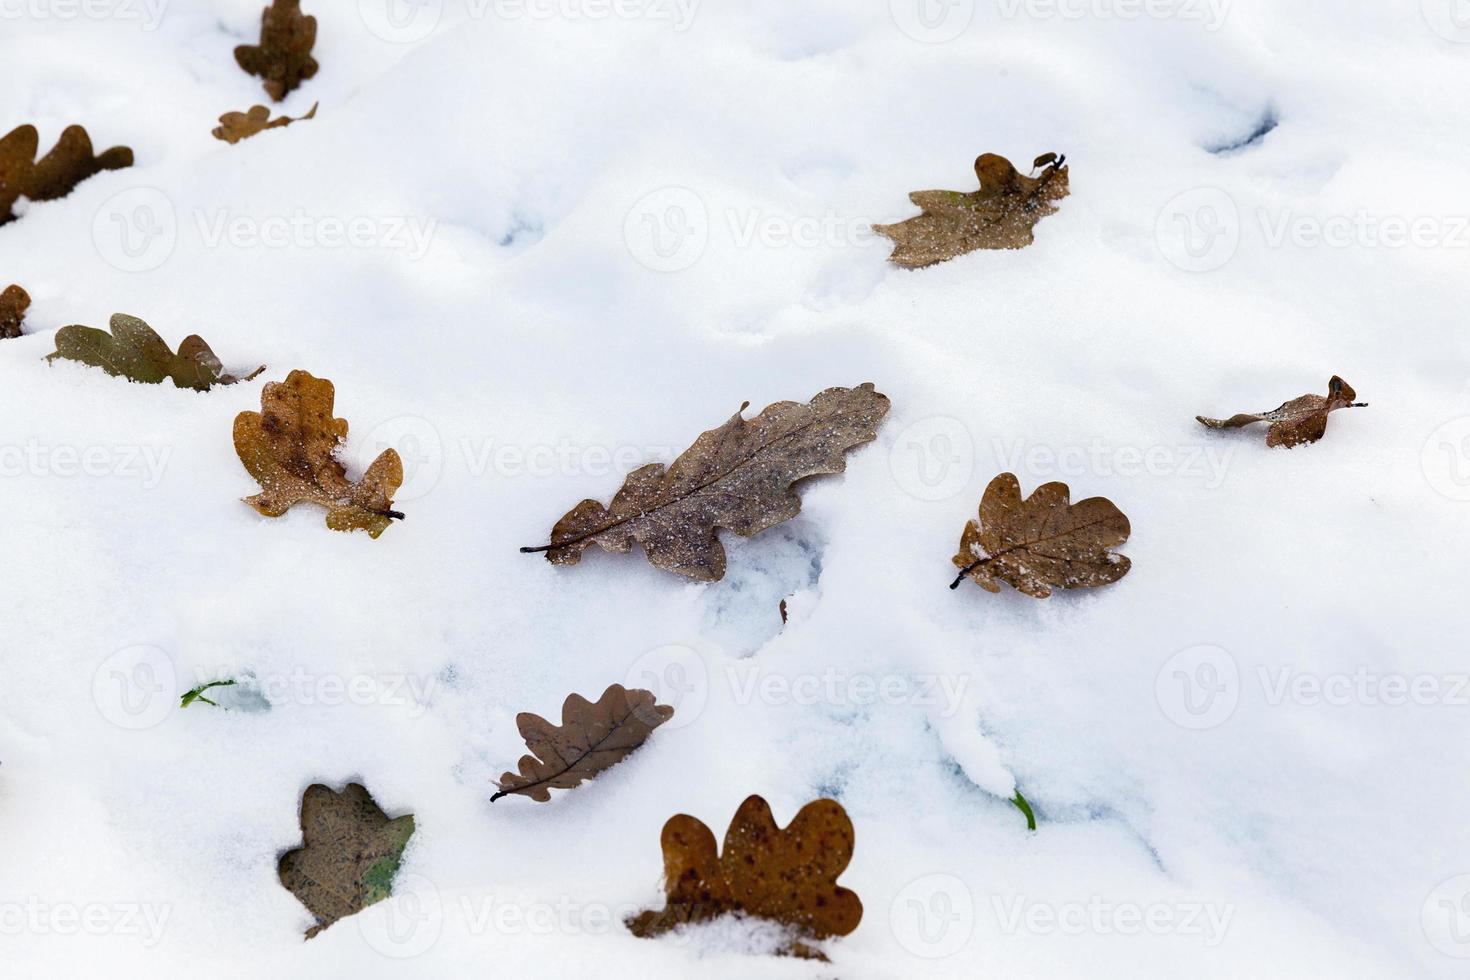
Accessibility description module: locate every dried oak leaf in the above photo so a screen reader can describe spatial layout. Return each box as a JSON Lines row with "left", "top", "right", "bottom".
{"left": 1, "top": 284, "right": 29, "bottom": 339}
{"left": 235, "top": 0, "right": 319, "bottom": 102}
{"left": 492, "top": 684, "right": 673, "bottom": 802}
{"left": 874, "top": 152, "right": 1069, "bottom": 268}
{"left": 213, "top": 102, "right": 317, "bottom": 144}
{"left": 1197, "top": 375, "right": 1367, "bottom": 448}
{"left": 234, "top": 370, "right": 405, "bottom": 538}
{"left": 278, "top": 782, "right": 415, "bottom": 939}
{"left": 46, "top": 314, "right": 263, "bottom": 390}
{"left": 0, "top": 124, "right": 133, "bottom": 225}
{"left": 521, "top": 383, "right": 890, "bottom": 581}
{"left": 626, "top": 795, "right": 863, "bottom": 959}
{"left": 950, "top": 472, "right": 1131, "bottom": 598}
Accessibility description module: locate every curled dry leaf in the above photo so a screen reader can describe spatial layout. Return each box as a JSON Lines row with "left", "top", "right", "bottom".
{"left": 213, "top": 102, "right": 317, "bottom": 144}
{"left": 235, "top": 0, "right": 319, "bottom": 102}
{"left": 0, "top": 124, "right": 133, "bottom": 225}
{"left": 278, "top": 783, "right": 415, "bottom": 939}
{"left": 1, "top": 284, "right": 29, "bottom": 339}
{"left": 521, "top": 383, "right": 890, "bottom": 581}
{"left": 233, "top": 370, "right": 405, "bottom": 538}
{"left": 46, "top": 314, "right": 263, "bottom": 390}
{"left": 874, "top": 152, "right": 1069, "bottom": 268}
{"left": 492, "top": 684, "right": 673, "bottom": 802}
{"left": 950, "top": 472, "right": 1131, "bottom": 599}
{"left": 1197, "top": 375, "right": 1367, "bottom": 448}
{"left": 626, "top": 795, "right": 862, "bottom": 959}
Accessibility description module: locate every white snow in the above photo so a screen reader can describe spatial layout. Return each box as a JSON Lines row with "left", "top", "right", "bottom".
{"left": 2, "top": 0, "right": 1469, "bottom": 977}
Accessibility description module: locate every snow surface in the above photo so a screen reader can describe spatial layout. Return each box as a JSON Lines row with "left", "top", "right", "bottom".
{"left": 3, "top": 1, "right": 1470, "bottom": 977}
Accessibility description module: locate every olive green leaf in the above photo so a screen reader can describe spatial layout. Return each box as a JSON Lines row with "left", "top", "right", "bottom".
{"left": 874, "top": 152, "right": 1069, "bottom": 268}
{"left": 1197, "top": 375, "right": 1367, "bottom": 448}
{"left": 235, "top": 0, "right": 318, "bottom": 102}
{"left": 278, "top": 783, "right": 415, "bottom": 939}
{"left": 46, "top": 314, "right": 263, "bottom": 391}
{"left": 233, "top": 370, "right": 405, "bottom": 538}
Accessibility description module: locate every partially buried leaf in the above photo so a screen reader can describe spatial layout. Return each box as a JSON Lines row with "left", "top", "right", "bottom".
{"left": 235, "top": 0, "right": 319, "bottom": 102}
{"left": 521, "top": 383, "right": 890, "bottom": 581}
{"left": 278, "top": 783, "right": 415, "bottom": 939}
{"left": 234, "top": 369, "right": 405, "bottom": 538}
{"left": 1, "top": 284, "right": 29, "bottom": 339}
{"left": 213, "top": 102, "right": 317, "bottom": 144}
{"left": 626, "top": 795, "right": 863, "bottom": 959}
{"left": 0, "top": 124, "right": 133, "bottom": 225}
{"left": 951, "top": 472, "right": 1131, "bottom": 599}
{"left": 46, "top": 314, "right": 264, "bottom": 390}
{"left": 1197, "top": 375, "right": 1366, "bottom": 448}
{"left": 492, "top": 684, "right": 673, "bottom": 802}
{"left": 874, "top": 152, "right": 1069, "bottom": 268}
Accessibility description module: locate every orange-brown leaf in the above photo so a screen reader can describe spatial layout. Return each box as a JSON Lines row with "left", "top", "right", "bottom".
{"left": 213, "top": 102, "right": 317, "bottom": 144}
{"left": 492, "top": 684, "right": 673, "bottom": 802}
{"left": 1197, "top": 375, "right": 1366, "bottom": 448}
{"left": 1, "top": 284, "right": 29, "bottom": 339}
{"left": 233, "top": 370, "right": 404, "bottom": 537}
{"left": 235, "top": 0, "right": 318, "bottom": 102}
{"left": 626, "top": 795, "right": 862, "bottom": 958}
{"left": 874, "top": 152, "right": 1069, "bottom": 268}
{"left": 0, "top": 124, "right": 133, "bottom": 225}
{"left": 951, "top": 472, "right": 1131, "bottom": 598}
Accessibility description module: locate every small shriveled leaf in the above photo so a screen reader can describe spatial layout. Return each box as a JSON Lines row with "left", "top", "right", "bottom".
{"left": 235, "top": 0, "right": 319, "bottom": 102}
{"left": 522, "top": 383, "right": 890, "bottom": 581}
{"left": 492, "top": 684, "right": 673, "bottom": 802}
{"left": 874, "top": 152, "right": 1069, "bottom": 268}
{"left": 1197, "top": 375, "right": 1367, "bottom": 448}
{"left": 950, "top": 472, "right": 1131, "bottom": 599}
{"left": 626, "top": 795, "right": 863, "bottom": 959}
{"left": 234, "top": 369, "right": 405, "bottom": 538}
{"left": 46, "top": 314, "right": 263, "bottom": 390}
{"left": 0, "top": 124, "right": 133, "bottom": 225}
{"left": 180, "top": 679, "right": 236, "bottom": 708}
{"left": 1, "top": 284, "right": 29, "bottom": 339}
{"left": 213, "top": 102, "right": 317, "bottom": 144}
{"left": 278, "top": 783, "right": 415, "bottom": 939}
